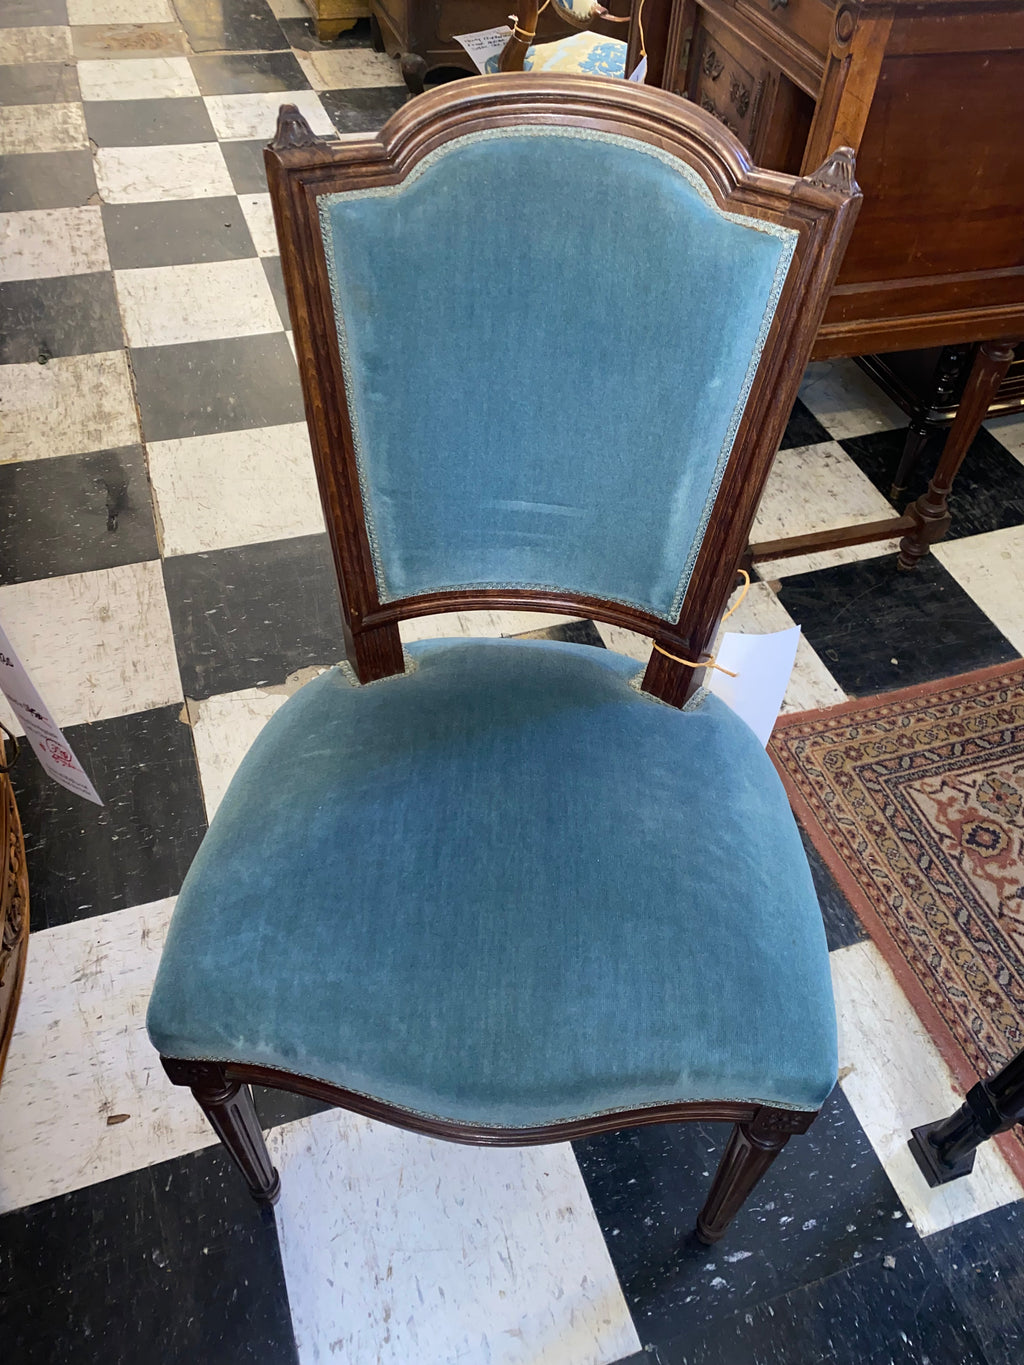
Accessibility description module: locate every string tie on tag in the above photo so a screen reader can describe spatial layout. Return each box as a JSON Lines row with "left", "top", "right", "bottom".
{"left": 651, "top": 570, "right": 751, "bottom": 678}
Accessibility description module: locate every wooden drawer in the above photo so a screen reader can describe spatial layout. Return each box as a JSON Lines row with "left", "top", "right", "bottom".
{"left": 690, "top": 16, "right": 773, "bottom": 147}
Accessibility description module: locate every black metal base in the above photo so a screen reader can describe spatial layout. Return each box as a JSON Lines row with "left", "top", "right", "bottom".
{"left": 908, "top": 1121, "right": 977, "bottom": 1187}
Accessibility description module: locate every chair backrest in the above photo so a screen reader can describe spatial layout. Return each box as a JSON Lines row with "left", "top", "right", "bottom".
{"left": 266, "top": 79, "right": 859, "bottom": 706}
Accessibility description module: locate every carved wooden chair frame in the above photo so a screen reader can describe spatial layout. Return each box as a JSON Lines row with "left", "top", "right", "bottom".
{"left": 159, "top": 76, "right": 860, "bottom": 1245}
{"left": 497, "top": 0, "right": 632, "bottom": 74}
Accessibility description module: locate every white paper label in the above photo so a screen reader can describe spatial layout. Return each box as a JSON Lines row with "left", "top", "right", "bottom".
{"left": 707, "top": 626, "right": 801, "bottom": 748}
{"left": 628, "top": 55, "right": 648, "bottom": 83}
{"left": 0, "top": 623, "right": 103, "bottom": 804}
{"left": 453, "top": 26, "right": 512, "bottom": 73}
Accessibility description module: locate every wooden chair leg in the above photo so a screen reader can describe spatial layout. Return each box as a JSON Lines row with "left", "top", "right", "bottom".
{"left": 696, "top": 1106, "right": 816, "bottom": 1244}
{"left": 163, "top": 1059, "right": 281, "bottom": 1204}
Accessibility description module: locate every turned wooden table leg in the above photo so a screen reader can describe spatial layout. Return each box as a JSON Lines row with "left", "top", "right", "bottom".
{"left": 909, "top": 1046, "right": 1024, "bottom": 1187}
{"left": 898, "top": 339, "right": 1017, "bottom": 569}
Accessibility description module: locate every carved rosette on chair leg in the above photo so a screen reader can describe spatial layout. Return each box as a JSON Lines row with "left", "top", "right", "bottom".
{"left": 898, "top": 340, "right": 1017, "bottom": 569}
{"left": 696, "top": 1106, "right": 815, "bottom": 1244}
{"left": 163, "top": 1059, "right": 281, "bottom": 1204}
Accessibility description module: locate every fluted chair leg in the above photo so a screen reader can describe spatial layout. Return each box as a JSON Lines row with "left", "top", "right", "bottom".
{"left": 164, "top": 1058, "right": 281, "bottom": 1204}
{"left": 696, "top": 1106, "right": 815, "bottom": 1243}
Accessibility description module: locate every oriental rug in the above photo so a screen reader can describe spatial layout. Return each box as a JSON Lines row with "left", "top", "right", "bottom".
{"left": 770, "top": 659, "right": 1024, "bottom": 1179}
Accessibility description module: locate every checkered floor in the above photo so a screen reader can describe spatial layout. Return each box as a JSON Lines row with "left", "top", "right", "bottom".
{"left": 2, "top": 1, "right": 1024, "bottom": 1361}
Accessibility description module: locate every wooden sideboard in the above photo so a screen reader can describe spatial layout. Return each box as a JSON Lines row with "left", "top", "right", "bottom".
{"left": 633, "top": 0, "right": 1024, "bottom": 565}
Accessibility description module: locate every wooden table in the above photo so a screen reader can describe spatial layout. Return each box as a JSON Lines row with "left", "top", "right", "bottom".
{"left": 632, "top": 0, "right": 1024, "bottom": 568}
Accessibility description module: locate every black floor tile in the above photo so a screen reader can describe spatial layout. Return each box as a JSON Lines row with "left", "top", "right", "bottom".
{"left": 220, "top": 138, "right": 270, "bottom": 194}
{"left": 0, "top": 1146, "right": 297, "bottom": 1365}
{"left": 174, "top": 0, "right": 288, "bottom": 52}
{"left": 0, "top": 446, "right": 158, "bottom": 583}
{"left": 926, "top": 1199, "right": 1024, "bottom": 1365}
{"left": 103, "top": 197, "right": 255, "bottom": 269}
{"left": 262, "top": 253, "right": 290, "bottom": 327}
{"left": 0, "top": 149, "right": 97, "bottom": 212}
{"left": 799, "top": 825, "right": 867, "bottom": 951}
{"left": 512, "top": 619, "right": 607, "bottom": 647}
{"left": 278, "top": 15, "right": 374, "bottom": 49}
{"left": 841, "top": 424, "right": 1024, "bottom": 536}
{"left": 655, "top": 1245, "right": 989, "bottom": 1365}
{"left": 0, "top": 273, "right": 122, "bottom": 364}
{"left": 162, "top": 534, "right": 346, "bottom": 699}
{"left": 11, "top": 704, "right": 207, "bottom": 930}
{"left": 0, "top": 60, "right": 79, "bottom": 105}
{"left": 189, "top": 49, "right": 310, "bottom": 94}
{"left": 0, "top": 0, "right": 66, "bottom": 25}
{"left": 130, "top": 333, "right": 303, "bottom": 441}
{"left": 318, "top": 85, "right": 408, "bottom": 133}
{"left": 781, "top": 397, "right": 831, "bottom": 451}
{"left": 251, "top": 1084, "right": 334, "bottom": 1129}
{"left": 775, "top": 553, "right": 1020, "bottom": 695}
{"left": 575, "top": 1086, "right": 915, "bottom": 1348}
{"left": 84, "top": 95, "right": 216, "bottom": 147}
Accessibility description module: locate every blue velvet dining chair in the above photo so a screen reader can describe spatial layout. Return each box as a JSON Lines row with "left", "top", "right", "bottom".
{"left": 490, "top": 0, "right": 631, "bottom": 78}
{"left": 146, "top": 75, "right": 861, "bottom": 1249}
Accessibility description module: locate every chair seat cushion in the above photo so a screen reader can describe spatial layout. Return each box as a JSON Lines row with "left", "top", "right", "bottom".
{"left": 147, "top": 639, "right": 837, "bottom": 1129}
{"left": 486, "top": 33, "right": 628, "bottom": 78}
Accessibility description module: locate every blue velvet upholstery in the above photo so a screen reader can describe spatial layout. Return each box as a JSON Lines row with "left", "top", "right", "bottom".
{"left": 318, "top": 128, "right": 796, "bottom": 620}
{"left": 148, "top": 639, "right": 837, "bottom": 1128}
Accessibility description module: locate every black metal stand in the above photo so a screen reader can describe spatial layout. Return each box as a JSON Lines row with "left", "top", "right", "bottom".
{"left": 909, "top": 1047, "right": 1024, "bottom": 1188}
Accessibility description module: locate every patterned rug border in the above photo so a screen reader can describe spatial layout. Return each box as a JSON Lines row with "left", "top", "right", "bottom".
{"left": 772, "top": 656, "right": 1024, "bottom": 1187}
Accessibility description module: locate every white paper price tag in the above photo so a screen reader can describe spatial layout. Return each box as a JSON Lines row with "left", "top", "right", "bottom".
{"left": 453, "top": 26, "right": 512, "bottom": 73}
{"left": 707, "top": 626, "right": 801, "bottom": 747}
{"left": 628, "top": 55, "right": 648, "bottom": 83}
{"left": 0, "top": 622, "right": 103, "bottom": 805}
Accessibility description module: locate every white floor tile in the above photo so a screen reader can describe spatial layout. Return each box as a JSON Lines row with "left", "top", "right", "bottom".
{"left": 830, "top": 940, "right": 1024, "bottom": 1237}
{"left": 77, "top": 55, "right": 200, "bottom": 101}
{"left": 0, "top": 899, "right": 216, "bottom": 1216}
{"left": 984, "top": 412, "right": 1024, "bottom": 467}
{"left": 0, "top": 206, "right": 109, "bottom": 283}
{"left": 190, "top": 682, "right": 300, "bottom": 818}
{"left": 751, "top": 442, "right": 901, "bottom": 577}
{"left": 94, "top": 141, "right": 234, "bottom": 204}
{"left": 204, "top": 89, "right": 334, "bottom": 142}
{"left": 114, "top": 258, "right": 282, "bottom": 347}
{"left": 399, "top": 610, "right": 579, "bottom": 643}
{"left": 267, "top": 0, "right": 312, "bottom": 16}
{"left": 934, "top": 524, "right": 1024, "bottom": 656}
{"left": 0, "top": 101, "right": 88, "bottom": 155}
{"left": 148, "top": 423, "right": 324, "bottom": 558}
{"left": 67, "top": 0, "right": 175, "bottom": 21}
{"left": 295, "top": 47, "right": 405, "bottom": 90}
{"left": 237, "top": 191, "right": 279, "bottom": 257}
{"left": 798, "top": 359, "right": 907, "bottom": 440}
{"left": 0, "top": 350, "right": 139, "bottom": 463}
{"left": 0, "top": 25, "right": 72, "bottom": 63}
{"left": 0, "top": 561, "right": 182, "bottom": 733}
{"left": 269, "top": 1108, "right": 642, "bottom": 1365}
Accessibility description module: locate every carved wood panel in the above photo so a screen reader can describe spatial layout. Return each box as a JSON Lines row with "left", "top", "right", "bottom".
{"left": 689, "top": 15, "right": 770, "bottom": 149}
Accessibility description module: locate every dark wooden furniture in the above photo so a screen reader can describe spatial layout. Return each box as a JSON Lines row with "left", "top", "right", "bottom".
{"left": 909, "top": 1046, "right": 1024, "bottom": 1186}
{"left": 370, "top": 0, "right": 631, "bottom": 92}
{"left": 498, "top": 0, "right": 632, "bottom": 72}
{"left": 0, "top": 730, "right": 28, "bottom": 1086}
{"left": 152, "top": 80, "right": 860, "bottom": 1249}
{"left": 633, "top": 0, "right": 1024, "bottom": 568}
{"left": 855, "top": 344, "right": 1024, "bottom": 499}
